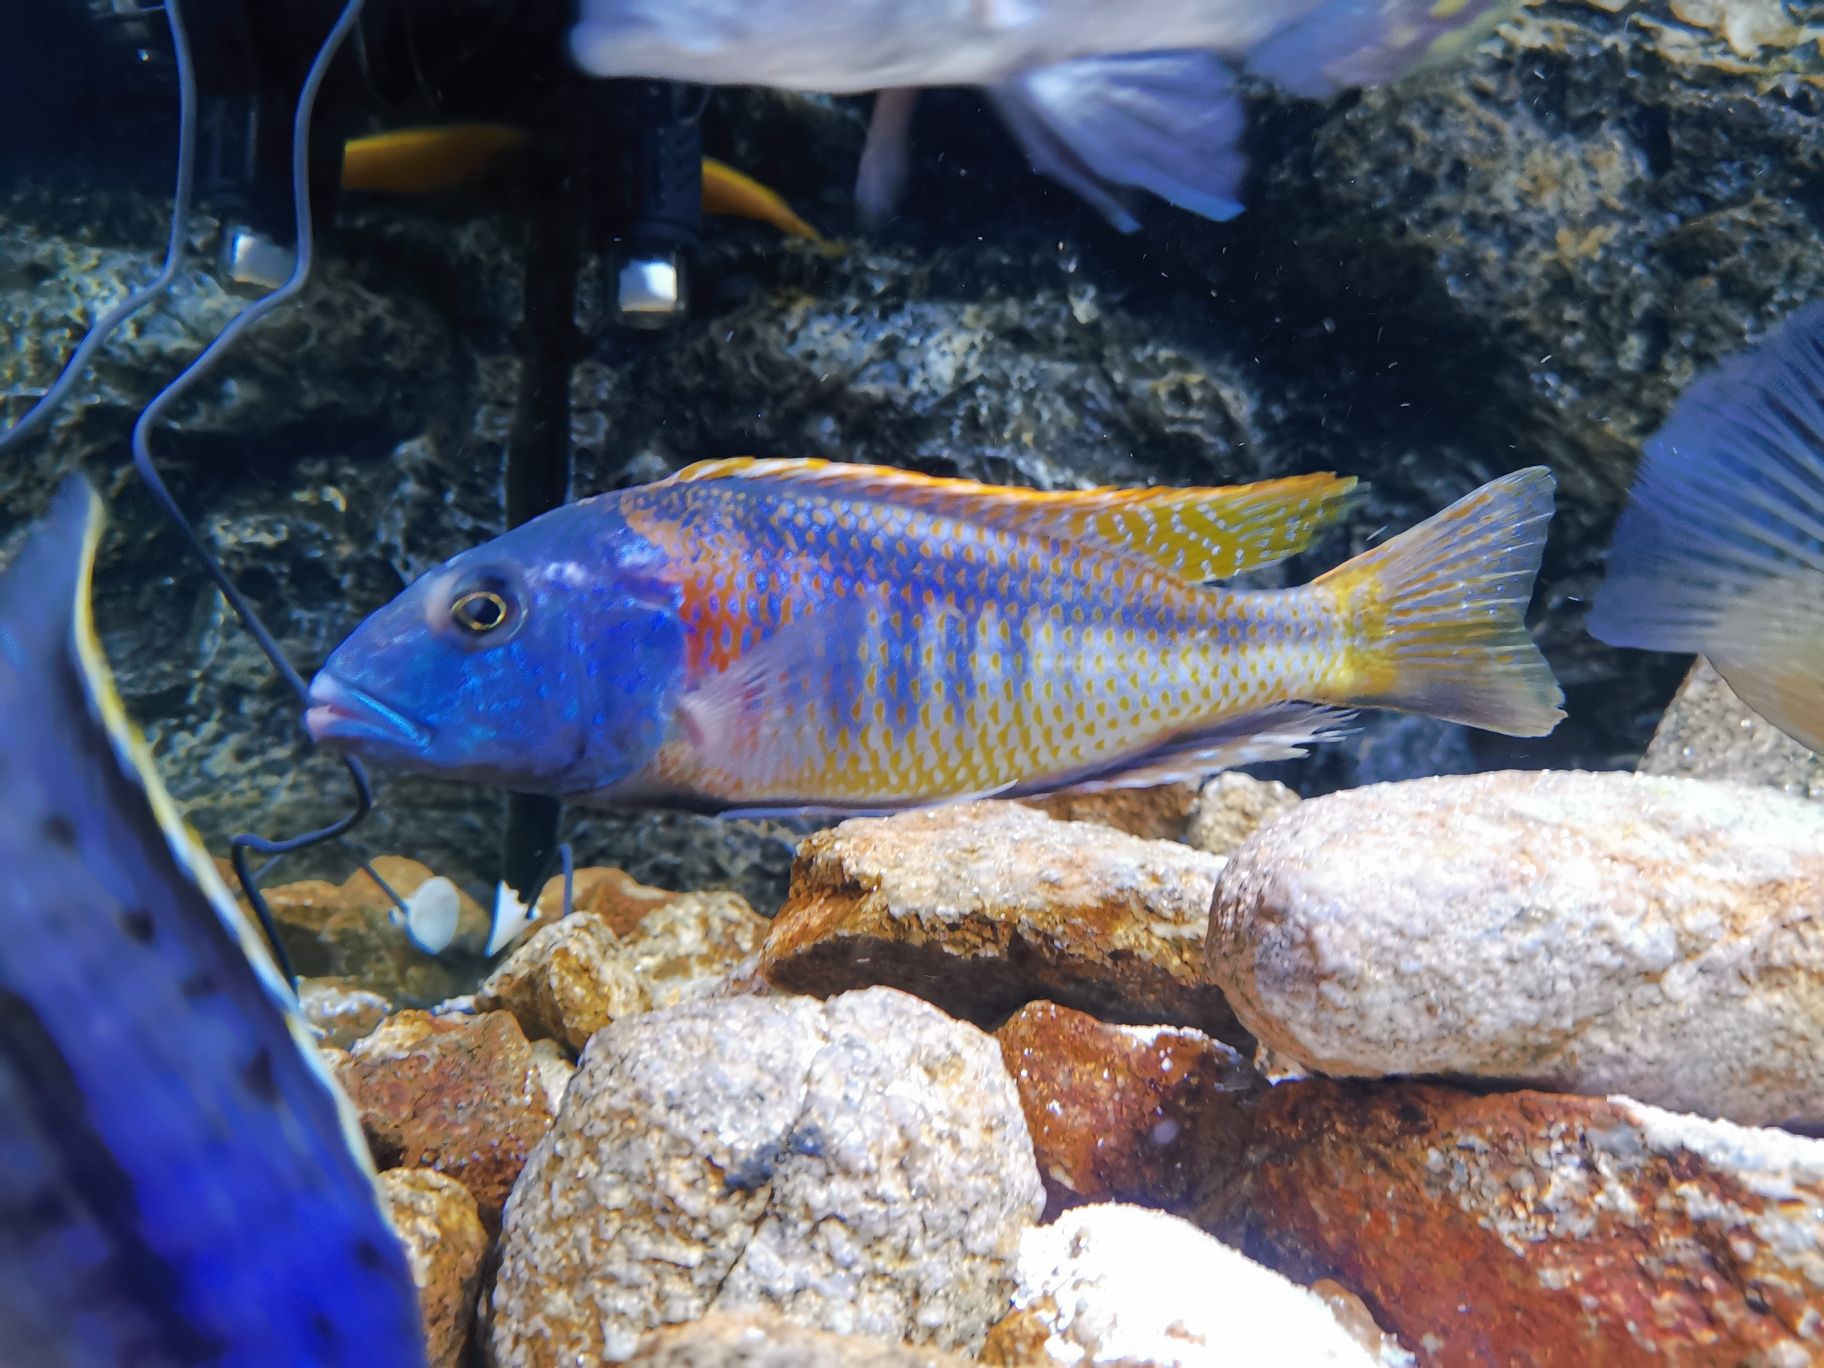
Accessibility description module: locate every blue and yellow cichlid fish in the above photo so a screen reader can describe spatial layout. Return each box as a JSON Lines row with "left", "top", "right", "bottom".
{"left": 1589, "top": 301, "right": 1824, "bottom": 754}
{"left": 305, "top": 459, "right": 1562, "bottom": 814}
{"left": 568, "top": 0, "right": 1520, "bottom": 230}
{"left": 0, "top": 479, "right": 424, "bottom": 1366}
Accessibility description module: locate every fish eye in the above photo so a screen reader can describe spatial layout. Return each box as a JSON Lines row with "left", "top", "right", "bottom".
{"left": 451, "top": 588, "right": 512, "bottom": 634}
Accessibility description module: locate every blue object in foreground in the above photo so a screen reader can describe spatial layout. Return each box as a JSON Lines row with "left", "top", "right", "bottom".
{"left": 0, "top": 478, "right": 425, "bottom": 1367}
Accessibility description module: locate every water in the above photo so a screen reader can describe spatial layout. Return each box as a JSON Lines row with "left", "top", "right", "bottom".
{"left": 0, "top": 0, "right": 1817, "bottom": 921}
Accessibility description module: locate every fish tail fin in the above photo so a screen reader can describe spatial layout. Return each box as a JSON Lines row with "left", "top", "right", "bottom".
{"left": 1313, "top": 467, "right": 1564, "bottom": 737}
{"left": 1586, "top": 300, "right": 1824, "bottom": 753}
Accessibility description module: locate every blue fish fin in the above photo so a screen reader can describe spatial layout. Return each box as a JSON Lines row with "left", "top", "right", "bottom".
{"left": 1588, "top": 301, "right": 1824, "bottom": 753}
{"left": 1032, "top": 702, "right": 1357, "bottom": 795}
{"left": 1315, "top": 467, "right": 1564, "bottom": 737}
{"left": 987, "top": 50, "right": 1248, "bottom": 232}
{"left": 1246, "top": 0, "right": 1520, "bottom": 97}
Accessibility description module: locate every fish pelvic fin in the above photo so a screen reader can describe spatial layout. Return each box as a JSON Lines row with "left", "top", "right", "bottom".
{"left": 988, "top": 50, "right": 1248, "bottom": 232}
{"left": 671, "top": 457, "right": 1358, "bottom": 581}
{"left": 1314, "top": 467, "right": 1564, "bottom": 737}
{"left": 1587, "top": 301, "right": 1824, "bottom": 751}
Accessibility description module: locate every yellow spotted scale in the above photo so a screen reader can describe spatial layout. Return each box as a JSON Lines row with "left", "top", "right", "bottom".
{"left": 606, "top": 458, "right": 1564, "bottom": 811}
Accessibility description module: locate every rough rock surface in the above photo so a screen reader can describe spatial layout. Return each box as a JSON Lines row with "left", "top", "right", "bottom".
{"left": 297, "top": 976, "right": 393, "bottom": 1048}
{"left": 379, "top": 1167, "right": 490, "bottom": 1368}
{"left": 336, "top": 1009, "right": 555, "bottom": 1227}
{"left": 531, "top": 865, "right": 704, "bottom": 939}
{"left": 1185, "top": 772, "right": 1302, "bottom": 857}
{"left": 1208, "top": 769, "right": 1824, "bottom": 1125}
{"left": 627, "top": 1312, "right": 973, "bottom": 1367}
{"left": 1196, "top": 1080, "right": 1824, "bottom": 1366}
{"left": 487, "top": 988, "right": 1042, "bottom": 1365}
{"left": 981, "top": 1204, "right": 1376, "bottom": 1367}
{"left": 1018, "top": 783, "right": 1201, "bottom": 843}
{"left": 258, "top": 858, "right": 491, "bottom": 1006}
{"left": 1639, "top": 658, "right": 1824, "bottom": 797}
{"left": 476, "top": 911, "right": 651, "bottom": 1054}
{"left": 619, "top": 891, "right": 772, "bottom": 1008}
{"left": 995, "top": 1001, "right": 1256, "bottom": 1219}
{"left": 764, "top": 803, "right": 1236, "bottom": 1037}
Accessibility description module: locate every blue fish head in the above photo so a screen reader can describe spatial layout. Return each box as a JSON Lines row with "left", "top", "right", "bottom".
{"left": 305, "top": 502, "right": 685, "bottom": 797}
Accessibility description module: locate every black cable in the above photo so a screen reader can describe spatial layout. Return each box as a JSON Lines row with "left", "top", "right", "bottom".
{"left": 0, "top": 2, "right": 199, "bottom": 452}
{"left": 122, "top": 0, "right": 397, "bottom": 986}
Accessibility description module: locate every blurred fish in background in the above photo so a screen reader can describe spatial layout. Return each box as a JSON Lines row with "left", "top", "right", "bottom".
{"left": 567, "top": 0, "right": 1521, "bottom": 229}
{"left": 1589, "top": 301, "right": 1824, "bottom": 756}
{"left": 0, "top": 480, "right": 424, "bottom": 1367}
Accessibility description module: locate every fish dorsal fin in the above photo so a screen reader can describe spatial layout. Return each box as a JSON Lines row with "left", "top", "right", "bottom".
{"left": 670, "top": 457, "right": 1358, "bottom": 582}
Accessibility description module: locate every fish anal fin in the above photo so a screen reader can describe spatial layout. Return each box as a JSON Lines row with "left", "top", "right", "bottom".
{"left": 670, "top": 458, "right": 1358, "bottom": 580}
{"left": 1032, "top": 702, "right": 1356, "bottom": 795}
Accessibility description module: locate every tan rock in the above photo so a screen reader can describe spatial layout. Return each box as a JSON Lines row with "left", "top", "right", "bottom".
{"left": 620, "top": 891, "right": 770, "bottom": 1008}
{"left": 995, "top": 1001, "right": 1255, "bottom": 1219}
{"left": 1208, "top": 770, "right": 1824, "bottom": 1125}
{"left": 981, "top": 1204, "right": 1375, "bottom": 1367}
{"left": 1640, "top": 658, "right": 1824, "bottom": 797}
{"left": 1018, "top": 782, "right": 1200, "bottom": 842}
{"left": 487, "top": 988, "right": 1042, "bottom": 1365}
{"left": 627, "top": 1311, "right": 973, "bottom": 1366}
{"left": 380, "top": 1168, "right": 489, "bottom": 1368}
{"left": 297, "top": 976, "right": 392, "bottom": 1048}
{"left": 533, "top": 865, "right": 693, "bottom": 938}
{"left": 1185, "top": 771, "right": 1301, "bottom": 857}
{"left": 527, "top": 1037, "right": 576, "bottom": 1113}
{"left": 764, "top": 802, "right": 1237, "bottom": 1037}
{"left": 336, "top": 1009, "right": 555, "bottom": 1227}
{"left": 1195, "top": 1080, "right": 1824, "bottom": 1366}
{"left": 476, "top": 912, "right": 650, "bottom": 1054}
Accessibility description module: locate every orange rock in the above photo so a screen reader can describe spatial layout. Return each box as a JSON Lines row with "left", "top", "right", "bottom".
{"left": 1195, "top": 1080, "right": 1824, "bottom": 1365}
{"left": 762, "top": 802, "right": 1239, "bottom": 1037}
{"left": 336, "top": 1009, "right": 556, "bottom": 1228}
{"left": 995, "top": 1001, "right": 1254, "bottom": 1219}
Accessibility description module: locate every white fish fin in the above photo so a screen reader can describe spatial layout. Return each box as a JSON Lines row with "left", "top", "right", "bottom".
{"left": 1315, "top": 467, "right": 1564, "bottom": 737}
{"left": 669, "top": 457, "right": 1358, "bottom": 582}
{"left": 1031, "top": 703, "right": 1356, "bottom": 795}
{"left": 856, "top": 88, "right": 919, "bottom": 226}
{"left": 987, "top": 50, "right": 1248, "bottom": 232}
{"left": 1588, "top": 301, "right": 1824, "bottom": 754}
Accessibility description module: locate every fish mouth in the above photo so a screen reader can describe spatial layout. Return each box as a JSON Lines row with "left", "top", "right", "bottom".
{"left": 304, "top": 672, "right": 433, "bottom": 752}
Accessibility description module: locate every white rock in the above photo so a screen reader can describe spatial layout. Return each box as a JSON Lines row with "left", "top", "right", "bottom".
{"left": 991, "top": 1204, "right": 1375, "bottom": 1367}
{"left": 1206, "top": 770, "right": 1824, "bottom": 1125}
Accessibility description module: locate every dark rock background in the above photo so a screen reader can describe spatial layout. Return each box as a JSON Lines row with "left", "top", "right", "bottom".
{"left": 1, "top": 0, "right": 1818, "bottom": 912}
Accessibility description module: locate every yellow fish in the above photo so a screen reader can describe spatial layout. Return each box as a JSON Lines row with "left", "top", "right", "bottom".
{"left": 340, "top": 126, "right": 826, "bottom": 243}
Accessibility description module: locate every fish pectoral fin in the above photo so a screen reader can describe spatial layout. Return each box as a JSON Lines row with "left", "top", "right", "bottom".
{"left": 1038, "top": 702, "right": 1357, "bottom": 795}
{"left": 987, "top": 50, "right": 1248, "bottom": 232}
{"left": 670, "top": 458, "right": 1358, "bottom": 581}
{"left": 675, "top": 591, "right": 883, "bottom": 788}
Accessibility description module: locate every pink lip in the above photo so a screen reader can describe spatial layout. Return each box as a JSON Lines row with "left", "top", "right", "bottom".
{"left": 303, "top": 673, "right": 431, "bottom": 750}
